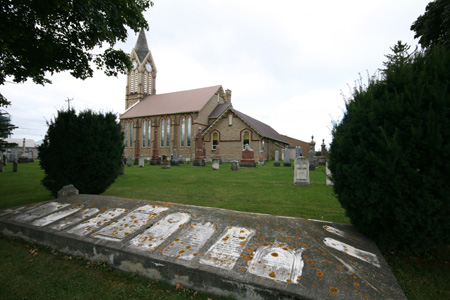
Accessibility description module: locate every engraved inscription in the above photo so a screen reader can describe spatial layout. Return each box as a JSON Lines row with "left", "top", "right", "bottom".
{"left": 324, "top": 237, "right": 380, "bottom": 267}
{"left": 248, "top": 243, "right": 305, "bottom": 283}
{"left": 31, "top": 206, "right": 83, "bottom": 227}
{"left": 68, "top": 208, "right": 127, "bottom": 236}
{"left": 200, "top": 226, "right": 254, "bottom": 270}
{"left": 163, "top": 222, "right": 216, "bottom": 261}
{"left": 13, "top": 202, "right": 70, "bottom": 222}
{"left": 130, "top": 212, "right": 190, "bottom": 251}
{"left": 94, "top": 205, "right": 168, "bottom": 241}
{"left": 50, "top": 208, "right": 99, "bottom": 231}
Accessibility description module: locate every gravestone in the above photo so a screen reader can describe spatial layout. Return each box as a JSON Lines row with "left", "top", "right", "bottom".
{"left": 295, "top": 146, "right": 302, "bottom": 158}
{"left": 283, "top": 148, "right": 291, "bottom": 167}
{"left": 3, "top": 154, "right": 6, "bottom": 166}
{"left": 179, "top": 155, "right": 184, "bottom": 164}
{"left": 138, "top": 156, "right": 145, "bottom": 168}
{"left": 308, "top": 150, "right": 316, "bottom": 171}
{"left": 231, "top": 160, "right": 238, "bottom": 171}
{"left": 57, "top": 184, "right": 79, "bottom": 198}
{"left": 171, "top": 148, "right": 179, "bottom": 166}
{"left": 13, "top": 160, "right": 18, "bottom": 172}
{"left": 161, "top": 155, "right": 170, "bottom": 169}
{"left": 274, "top": 150, "right": 280, "bottom": 167}
{"left": 119, "top": 161, "right": 125, "bottom": 175}
{"left": 319, "top": 139, "right": 327, "bottom": 166}
{"left": 212, "top": 159, "right": 220, "bottom": 170}
{"left": 294, "top": 156, "right": 310, "bottom": 186}
{"left": 258, "top": 150, "right": 265, "bottom": 166}
{"left": 326, "top": 161, "right": 334, "bottom": 186}
{"left": 0, "top": 159, "right": 3, "bottom": 172}
{"left": 126, "top": 156, "right": 133, "bottom": 167}
{"left": 240, "top": 144, "right": 256, "bottom": 168}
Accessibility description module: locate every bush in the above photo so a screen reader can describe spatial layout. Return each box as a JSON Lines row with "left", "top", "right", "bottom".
{"left": 39, "top": 109, "right": 124, "bottom": 197}
{"left": 328, "top": 46, "right": 450, "bottom": 252}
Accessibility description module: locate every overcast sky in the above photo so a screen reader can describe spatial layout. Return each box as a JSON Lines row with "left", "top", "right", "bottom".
{"left": 2, "top": 0, "right": 430, "bottom": 147}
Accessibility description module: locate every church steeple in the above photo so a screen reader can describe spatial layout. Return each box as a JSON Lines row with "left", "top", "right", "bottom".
{"left": 125, "top": 28, "right": 157, "bottom": 110}
{"left": 135, "top": 28, "right": 149, "bottom": 63}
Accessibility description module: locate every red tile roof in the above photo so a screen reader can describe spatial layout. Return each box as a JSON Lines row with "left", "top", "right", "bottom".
{"left": 120, "top": 85, "right": 222, "bottom": 119}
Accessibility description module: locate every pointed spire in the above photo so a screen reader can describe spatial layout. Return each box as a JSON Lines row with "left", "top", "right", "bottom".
{"left": 134, "top": 28, "right": 149, "bottom": 63}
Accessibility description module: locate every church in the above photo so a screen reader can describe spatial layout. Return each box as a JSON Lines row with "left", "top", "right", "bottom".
{"left": 120, "top": 29, "right": 292, "bottom": 162}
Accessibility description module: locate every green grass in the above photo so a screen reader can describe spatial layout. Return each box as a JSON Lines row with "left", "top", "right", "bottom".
{"left": 0, "top": 161, "right": 449, "bottom": 300}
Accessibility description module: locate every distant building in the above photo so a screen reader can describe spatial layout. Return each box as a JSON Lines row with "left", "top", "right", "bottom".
{"left": 120, "top": 30, "right": 289, "bottom": 161}
{"left": 3, "top": 138, "right": 40, "bottom": 162}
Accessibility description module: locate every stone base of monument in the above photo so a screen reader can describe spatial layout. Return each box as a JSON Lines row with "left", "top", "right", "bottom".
{"left": 150, "top": 158, "right": 161, "bottom": 165}
{"left": 283, "top": 162, "right": 291, "bottom": 167}
{"left": 193, "top": 160, "right": 205, "bottom": 167}
{"left": 18, "top": 157, "right": 34, "bottom": 163}
{"left": 0, "top": 195, "right": 407, "bottom": 300}
{"left": 273, "top": 161, "right": 280, "bottom": 167}
{"left": 239, "top": 161, "right": 256, "bottom": 168}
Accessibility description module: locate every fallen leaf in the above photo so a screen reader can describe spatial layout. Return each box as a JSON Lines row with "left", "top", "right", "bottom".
{"left": 175, "top": 282, "right": 184, "bottom": 290}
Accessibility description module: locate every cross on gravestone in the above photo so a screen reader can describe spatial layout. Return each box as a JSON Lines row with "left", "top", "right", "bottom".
{"left": 274, "top": 150, "right": 280, "bottom": 167}
{"left": 294, "top": 156, "right": 310, "bottom": 186}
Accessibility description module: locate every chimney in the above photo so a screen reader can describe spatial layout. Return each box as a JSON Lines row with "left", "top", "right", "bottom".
{"left": 225, "top": 89, "right": 232, "bottom": 102}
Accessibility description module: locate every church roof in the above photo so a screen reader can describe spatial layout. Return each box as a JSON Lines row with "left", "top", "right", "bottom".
{"left": 205, "top": 104, "right": 288, "bottom": 144}
{"left": 120, "top": 85, "right": 222, "bottom": 119}
{"left": 233, "top": 109, "right": 289, "bottom": 144}
{"left": 135, "top": 29, "right": 150, "bottom": 63}
{"left": 208, "top": 103, "right": 232, "bottom": 119}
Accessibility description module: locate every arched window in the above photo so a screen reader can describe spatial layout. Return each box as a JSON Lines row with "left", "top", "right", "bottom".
{"left": 180, "top": 117, "right": 185, "bottom": 147}
{"left": 144, "top": 72, "right": 148, "bottom": 94}
{"left": 147, "top": 121, "right": 151, "bottom": 147}
{"left": 187, "top": 116, "right": 192, "bottom": 147}
{"left": 212, "top": 132, "right": 219, "bottom": 150}
{"left": 125, "top": 122, "right": 128, "bottom": 147}
{"left": 142, "top": 120, "right": 146, "bottom": 148}
{"left": 160, "top": 119, "right": 165, "bottom": 147}
{"left": 243, "top": 131, "right": 250, "bottom": 149}
{"left": 228, "top": 114, "right": 233, "bottom": 126}
{"left": 166, "top": 118, "right": 170, "bottom": 147}
{"left": 129, "top": 121, "right": 133, "bottom": 148}
{"left": 130, "top": 73, "right": 135, "bottom": 93}
{"left": 134, "top": 70, "right": 138, "bottom": 92}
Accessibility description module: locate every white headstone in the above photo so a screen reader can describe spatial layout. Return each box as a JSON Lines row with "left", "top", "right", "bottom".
{"left": 212, "top": 159, "right": 220, "bottom": 170}
{"left": 138, "top": 156, "right": 145, "bottom": 168}
{"left": 294, "top": 156, "right": 310, "bottom": 186}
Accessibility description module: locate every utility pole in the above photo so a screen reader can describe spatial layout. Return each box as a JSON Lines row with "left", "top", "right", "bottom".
{"left": 65, "top": 97, "right": 74, "bottom": 110}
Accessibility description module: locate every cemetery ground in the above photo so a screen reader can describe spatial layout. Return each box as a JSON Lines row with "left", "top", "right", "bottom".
{"left": 0, "top": 161, "right": 449, "bottom": 300}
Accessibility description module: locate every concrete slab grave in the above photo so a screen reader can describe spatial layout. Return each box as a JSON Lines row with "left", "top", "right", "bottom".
{"left": 0, "top": 195, "right": 406, "bottom": 300}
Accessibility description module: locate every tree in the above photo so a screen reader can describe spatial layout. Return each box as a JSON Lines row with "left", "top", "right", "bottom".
{"left": 328, "top": 44, "right": 450, "bottom": 252}
{"left": 38, "top": 109, "right": 124, "bottom": 197}
{"left": 0, "top": 96, "right": 18, "bottom": 152}
{"left": 0, "top": 0, "right": 152, "bottom": 94}
{"left": 411, "top": 0, "right": 450, "bottom": 50}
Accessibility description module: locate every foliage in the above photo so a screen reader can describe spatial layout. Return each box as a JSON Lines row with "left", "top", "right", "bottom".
{"left": 0, "top": 0, "right": 152, "bottom": 101}
{"left": 0, "top": 96, "right": 18, "bottom": 152}
{"left": 328, "top": 44, "right": 450, "bottom": 252}
{"left": 411, "top": 0, "right": 450, "bottom": 50}
{"left": 38, "top": 109, "right": 124, "bottom": 197}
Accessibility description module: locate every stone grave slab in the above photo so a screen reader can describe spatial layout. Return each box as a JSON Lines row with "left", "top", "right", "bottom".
{"left": 0, "top": 194, "right": 406, "bottom": 300}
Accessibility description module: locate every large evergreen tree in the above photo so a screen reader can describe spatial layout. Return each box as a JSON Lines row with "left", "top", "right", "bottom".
{"left": 328, "top": 44, "right": 450, "bottom": 252}
{"left": 39, "top": 110, "right": 124, "bottom": 197}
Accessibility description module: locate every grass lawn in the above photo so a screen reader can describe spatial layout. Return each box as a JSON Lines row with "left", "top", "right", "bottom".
{"left": 0, "top": 160, "right": 449, "bottom": 300}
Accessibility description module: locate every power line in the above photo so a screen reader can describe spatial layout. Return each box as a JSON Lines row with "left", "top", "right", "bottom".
{"left": 65, "top": 97, "right": 74, "bottom": 110}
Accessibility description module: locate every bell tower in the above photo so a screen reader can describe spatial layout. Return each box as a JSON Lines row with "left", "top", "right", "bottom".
{"left": 125, "top": 29, "right": 157, "bottom": 110}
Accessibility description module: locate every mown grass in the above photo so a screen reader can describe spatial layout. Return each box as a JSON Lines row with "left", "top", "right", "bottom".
{"left": 0, "top": 160, "right": 449, "bottom": 300}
